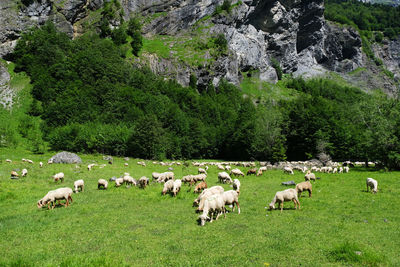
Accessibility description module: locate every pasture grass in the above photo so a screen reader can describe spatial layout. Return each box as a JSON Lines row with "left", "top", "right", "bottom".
{"left": 0, "top": 148, "right": 399, "bottom": 266}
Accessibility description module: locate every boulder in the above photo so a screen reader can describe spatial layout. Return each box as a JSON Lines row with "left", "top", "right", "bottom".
{"left": 49, "top": 151, "right": 82, "bottom": 164}
{"left": 281, "top": 180, "right": 296, "bottom": 186}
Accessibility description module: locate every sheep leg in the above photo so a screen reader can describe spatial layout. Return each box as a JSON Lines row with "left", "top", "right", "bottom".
{"left": 280, "top": 202, "right": 283, "bottom": 213}
{"left": 210, "top": 212, "right": 214, "bottom": 223}
{"left": 236, "top": 201, "right": 240, "bottom": 214}
{"left": 308, "top": 189, "right": 312, "bottom": 198}
{"left": 216, "top": 211, "right": 221, "bottom": 221}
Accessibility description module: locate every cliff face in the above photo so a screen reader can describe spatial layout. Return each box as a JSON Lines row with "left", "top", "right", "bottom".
{"left": 0, "top": 0, "right": 397, "bottom": 94}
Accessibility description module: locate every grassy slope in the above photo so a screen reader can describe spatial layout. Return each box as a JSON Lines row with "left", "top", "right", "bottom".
{"left": 0, "top": 149, "right": 399, "bottom": 266}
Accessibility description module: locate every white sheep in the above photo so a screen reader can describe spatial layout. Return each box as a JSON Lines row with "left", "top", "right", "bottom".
{"left": 295, "top": 181, "right": 312, "bottom": 197}
{"left": 157, "top": 172, "right": 175, "bottom": 183}
{"left": 332, "top": 167, "right": 337, "bottom": 174}
{"left": 221, "top": 190, "right": 240, "bottom": 214}
{"left": 123, "top": 175, "right": 137, "bottom": 186}
{"left": 21, "top": 169, "right": 28, "bottom": 177}
{"left": 344, "top": 166, "right": 349, "bottom": 173}
{"left": 152, "top": 172, "right": 161, "bottom": 181}
{"left": 233, "top": 179, "right": 241, "bottom": 194}
{"left": 172, "top": 179, "right": 182, "bottom": 197}
{"left": 37, "top": 187, "right": 73, "bottom": 209}
{"left": 225, "top": 165, "right": 231, "bottom": 171}
{"left": 52, "top": 172, "right": 64, "bottom": 183}
{"left": 98, "top": 179, "right": 108, "bottom": 189}
{"left": 230, "top": 168, "right": 245, "bottom": 177}
{"left": 218, "top": 172, "right": 233, "bottom": 184}
{"left": 366, "top": 178, "right": 378, "bottom": 194}
{"left": 87, "top": 163, "right": 95, "bottom": 171}
{"left": 115, "top": 178, "right": 124, "bottom": 187}
{"left": 74, "top": 179, "right": 84, "bottom": 193}
{"left": 339, "top": 167, "right": 343, "bottom": 173}
{"left": 198, "top": 194, "right": 226, "bottom": 226}
{"left": 192, "top": 174, "right": 207, "bottom": 183}
{"left": 217, "top": 164, "right": 225, "bottom": 170}
{"left": 269, "top": 188, "right": 300, "bottom": 213}
{"left": 195, "top": 186, "right": 225, "bottom": 212}
{"left": 39, "top": 162, "right": 43, "bottom": 168}
{"left": 11, "top": 171, "right": 19, "bottom": 177}
{"left": 162, "top": 180, "right": 175, "bottom": 195}
{"left": 304, "top": 171, "right": 316, "bottom": 182}
{"left": 6, "top": 159, "right": 12, "bottom": 163}
{"left": 198, "top": 168, "right": 207, "bottom": 175}
{"left": 283, "top": 167, "right": 294, "bottom": 175}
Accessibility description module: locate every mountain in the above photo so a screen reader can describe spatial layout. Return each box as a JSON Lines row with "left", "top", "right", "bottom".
{"left": 0, "top": 0, "right": 399, "bottom": 95}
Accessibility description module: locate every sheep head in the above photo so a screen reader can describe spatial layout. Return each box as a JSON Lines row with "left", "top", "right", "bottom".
{"left": 269, "top": 203, "right": 275, "bottom": 210}
{"left": 198, "top": 214, "right": 210, "bottom": 226}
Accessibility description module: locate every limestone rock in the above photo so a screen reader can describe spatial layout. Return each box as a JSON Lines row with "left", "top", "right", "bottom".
{"left": 49, "top": 151, "right": 82, "bottom": 164}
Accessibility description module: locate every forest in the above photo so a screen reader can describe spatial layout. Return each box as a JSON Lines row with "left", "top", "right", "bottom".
{"left": 2, "top": 22, "right": 400, "bottom": 169}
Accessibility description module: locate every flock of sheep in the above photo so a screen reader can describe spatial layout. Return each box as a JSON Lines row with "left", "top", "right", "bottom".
{"left": 5, "top": 158, "right": 379, "bottom": 225}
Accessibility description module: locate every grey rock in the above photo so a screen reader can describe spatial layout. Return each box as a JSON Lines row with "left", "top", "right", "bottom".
{"left": 109, "top": 176, "right": 117, "bottom": 181}
{"left": 49, "top": 151, "right": 82, "bottom": 164}
{"left": 282, "top": 180, "right": 295, "bottom": 186}
{"left": 168, "top": 167, "right": 173, "bottom": 171}
{"left": 0, "top": 62, "right": 13, "bottom": 109}
{"left": 103, "top": 155, "right": 113, "bottom": 161}
{"left": 124, "top": 157, "right": 130, "bottom": 161}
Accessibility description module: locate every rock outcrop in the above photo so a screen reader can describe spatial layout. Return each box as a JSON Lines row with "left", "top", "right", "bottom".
{"left": 49, "top": 151, "right": 82, "bottom": 164}
{"left": 0, "top": 62, "right": 13, "bottom": 109}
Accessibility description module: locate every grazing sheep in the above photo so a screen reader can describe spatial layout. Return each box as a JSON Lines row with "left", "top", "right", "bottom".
{"left": 123, "top": 175, "right": 137, "bottom": 186}
{"left": 198, "top": 168, "right": 207, "bottom": 175}
{"left": 47, "top": 159, "right": 53, "bottom": 164}
{"left": 304, "top": 171, "right": 316, "bottom": 182}
{"left": 11, "top": 171, "right": 19, "bottom": 177}
{"left": 137, "top": 161, "right": 146, "bottom": 167}
{"left": 39, "top": 162, "right": 43, "bottom": 168}
{"left": 225, "top": 165, "right": 231, "bottom": 171}
{"left": 283, "top": 167, "right": 294, "bottom": 175}
{"left": 6, "top": 159, "right": 12, "bottom": 163}
{"left": 217, "top": 164, "right": 225, "bottom": 170}
{"left": 194, "top": 182, "right": 208, "bottom": 193}
{"left": 157, "top": 172, "right": 175, "bottom": 183}
{"left": 295, "top": 181, "right": 312, "bottom": 198}
{"left": 87, "top": 164, "right": 95, "bottom": 171}
{"left": 26, "top": 159, "right": 33, "bottom": 164}
{"left": 152, "top": 172, "right": 161, "bottom": 181}
{"left": 162, "top": 180, "right": 175, "bottom": 195}
{"left": 52, "top": 172, "right": 64, "bottom": 183}
{"left": 230, "top": 168, "right": 245, "bottom": 177}
{"left": 269, "top": 188, "right": 300, "bottom": 213}
{"left": 172, "top": 179, "right": 182, "bottom": 197}
{"left": 182, "top": 175, "right": 195, "bottom": 186}
{"left": 233, "top": 179, "right": 241, "bottom": 194}
{"left": 218, "top": 172, "right": 233, "bottom": 184}
{"left": 98, "top": 179, "right": 108, "bottom": 189}
{"left": 193, "top": 185, "right": 225, "bottom": 209}
{"left": 366, "top": 178, "right": 378, "bottom": 194}
{"left": 221, "top": 190, "right": 240, "bottom": 214}
{"left": 138, "top": 177, "right": 150, "bottom": 189}
{"left": 344, "top": 166, "right": 350, "bottom": 173}
{"left": 198, "top": 194, "right": 226, "bottom": 226}
{"left": 257, "top": 169, "right": 263, "bottom": 176}
{"left": 37, "top": 187, "right": 73, "bottom": 209}
{"left": 74, "top": 179, "right": 84, "bottom": 193}
{"left": 192, "top": 174, "right": 207, "bottom": 183}
{"left": 332, "top": 167, "right": 337, "bottom": 174}
{"left": 115, "top": 178, "right": 125, "bottom": 187}
{"left": 247, "top": 168, "right": 257, "bottom": 176}
{"left": 259, "top": 166, "right": 267, "bottom": 172}
{"left": 21, "top": 169, "right": 28, "bottom": 177}
{"left": 339, "top": 167, "right": 343, "bottom": 173}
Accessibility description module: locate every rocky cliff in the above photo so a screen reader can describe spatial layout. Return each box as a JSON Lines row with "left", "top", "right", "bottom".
{"left": 0, "top": 0, "right": 398, "bottom": 94}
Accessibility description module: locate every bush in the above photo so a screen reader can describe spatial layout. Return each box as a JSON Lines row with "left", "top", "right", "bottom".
{"left": 111, "top": 26, "right": 128, "bottom": 46}
{"left": 271, "top": 58, "right": 283, "bottom": 80}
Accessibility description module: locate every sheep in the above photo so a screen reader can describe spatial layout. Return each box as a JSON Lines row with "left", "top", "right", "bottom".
{"left": 137, "top": 161, "right": 146, "bottom": 167}
{"left": 230, "top": 168, "right": 245, "bottom": 177}
{"left": 344, "top": 166, "right": 350, "bottom": 173}
{"left": 6, "top": 159, "right": 12, "bottom": 163}
{"left": 295, "top": 181, "right": 312, "bottom": 198}
{"left": 52, "top": 172, "right": 64, "bottom": 183}
{"left": 304, "top": 171, "right": 316, "bottom": 182}
{"left": 225, "top": 165, "right": 231, "bottom": 171}
{"left": 198, "top": 168, "right": 207, "bottom": 175}
{"left": 26, "top": 159, "right": 33, "bottom": 164}
{"left": 39, "top": 162, "right": 43, "bottom": 168}
{"left": 217, "top": 164, "right": 225, "bottom": 170}
{"left": 87, "top": 164, "right": 95, "bottom": 171}
{"left": 37, "top": 187, "right": 73, "bottom": 209}
{"left": 198, "top": 194, "right": 226, "bottom": 226}
{"left": 283, "top": 167, "right": 294, "bottom": 175}
{"left": 269, "top": 188, "right": 300, "bottom": 213}
{"left": 157, "top": 172, "right": 175, "bottom": 183}
{"left": 115, "top": 178, "right": 125, "bottom": 187}
{"left": 74, "top": 179, "right": 84, "bottom": 193}
{"left": 259, "top": 166, "right": 267, "bottom": 172}
{"left": 193, "top": 185, "right": 224, "bottom": 208}
{"left": 221, "top": 190, "right": 240, "bottom": 214}
{"left": 218, "top": 172, "right": 232, "bottom": 184}
{"left": 162, "top": 180, "right": 175, "bottom": 195}
{"left": 233, "top": 179, "right": 241, "bottom": 194}
{"left": 172, "top": 179, "right": 182, "bottom": 197}
{"left": 47, "top": 159, "right": 53, "bottom": 164}
{"left": 21, "top": 169, "right": 28, "bottom": 177}
{"left": 138, "top": 177, "right": 150, "bottom": 189}
{"left": 123, "top": 175, "right": 137, "bottom": 186}
{"left": 124, "top": 163, "right": 128, "bottom": 167}
{"left": 152, "top": 172, "right": 161, "bottom": 181}
{"left": 98, "top": 179, "right": 108, "bottom": 189}
{"left": 192, "top": 174, "right": 207, "bottom": 183}
{"left": 366, "top": 178, "right": 378, "bottom": 194}
{"left": 247, "top": 168, "right": 257, "bottom": 176}
{"left": 194, "top": 182, "right": 208, "bottom": 193}
{"left": 332, "top": 167, "right": 337, "bottom": 174}
{"left": 11, "top": 171, "right": 19, "bottom": 177}
{"left": 257, "top": 169, "right": 263, "bottom": 176}
{"left": 182, "top": 175, "right": 195, "bottom": 186}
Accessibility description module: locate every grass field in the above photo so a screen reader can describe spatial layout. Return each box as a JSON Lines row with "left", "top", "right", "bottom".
{"left": 1, "top": 149, "right": 399, "bottom": 266}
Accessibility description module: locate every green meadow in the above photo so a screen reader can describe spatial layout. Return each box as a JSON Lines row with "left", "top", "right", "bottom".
{"left": 0, "top": 149, "right": 399, "bottom": 266}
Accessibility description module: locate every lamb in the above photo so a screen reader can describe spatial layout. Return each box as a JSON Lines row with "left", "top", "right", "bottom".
{"left": 98, "top": 179, "right": 108, "bottom": 189}
{"left": 11, "top": 171, "right": 19, "bottom": 177}
{"left": 230, "top": 168, "right": 245, "bottom": 177}
{"left": 193, "top": 185, "right": 225, "bottom": 208}
{"left": 198, "top": 194, "right": 226, "bottom": 226}
{"left": 123, "top": 175, "right": 137, "bottom": 186}
{"left": 198, "top": 168, "right": 207, "bottom": 175}
{"left": 194, "top": 182, "right": 208, "bottom": 193}
{"left": 172, "top": 179, "right": 182, "bottom": 197}
{"left": 39, "top": 162, "right": 43, "bottom": 168}
{"left": 37, "top": 187, "right": 73, "bottom": 209}
{"left": 247, "top": 168, "right": 257, "bottom": 176}
{"left": 162, "top": 180, "right": 175, "bottom": 195}
{"left": 21, "top": 169, "right": 28, "bottom": 177}
{"left": 52, "top": 172, "right": 64, "bottom": 183}
{"left": 257, "top": 169, "right": 263, "bottom": 176}
{"left": 87, "top": 164, "right": 95, "bottom": 171}
{"left": 366, "top": 178, "right": 378, "bottom": 194}
{"left": 6, "top": 159, "right": 12, "bottom": 163}
{"left": 74, "top": 179, "right": 84, "bottom": 193}
{"left": 218, "top": 172, "right": 233, "bottom": 184}
{"left": 304, "top": 171, "right": 316, "bottom": 182}
{"left": 344, "top": 166, "right": 350, "bottom": 173}
{"left": 295, "top": 181, "right": 312, "bottom": 198}
{"left": 138, "top": 176, "right": 150, "bottom": 188}
{"left": 283, "top": 167, "right": 294, "bottom": 175}
{"left": 269, "top": 188, "right": 300, "bottom": 213}
{"left": 221, "top": 190, "right": 240, "bottom": 214}
{"left": 115, "top": 178, "right": 125, "bottom": 187}
{"left": 233, "top": 179, "right": 241, "bottom": 194}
